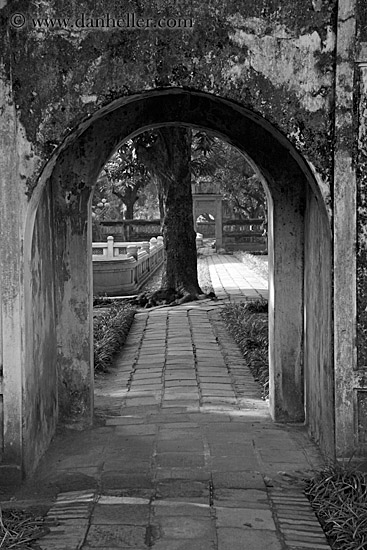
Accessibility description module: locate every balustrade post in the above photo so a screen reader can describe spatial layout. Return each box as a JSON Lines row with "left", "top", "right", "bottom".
{"left": 141, "top": 241, "right": 150, "bottom": 254}
{"left": 196, "top": 232, "right": 203, "bottom": 248}
{"left": 107, "top": 236, "right": 114, "bottom": 258}
{"left": 127, "top": 245, "right": 138, "bottom": 260}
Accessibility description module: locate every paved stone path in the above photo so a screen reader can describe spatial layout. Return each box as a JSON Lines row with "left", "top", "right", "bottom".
{"left": 207, "top": 254, "right": 268, "bottom": 302}
{"left": 7, "top": 255, "right": 331, "bottom": 549}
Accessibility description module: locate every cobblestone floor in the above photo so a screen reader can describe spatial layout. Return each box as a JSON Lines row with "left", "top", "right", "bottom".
{"left": 3, "top": 255, "right": 330, "bottom": 550}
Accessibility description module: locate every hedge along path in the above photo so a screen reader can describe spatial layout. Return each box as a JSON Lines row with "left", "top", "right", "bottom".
{"left": 93, "top": 303, "right": 136, "bottom": 373}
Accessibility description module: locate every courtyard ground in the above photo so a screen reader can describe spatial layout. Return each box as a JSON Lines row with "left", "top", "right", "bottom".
{"left": 0, "top": 254, "right": 331, "bottom": 550}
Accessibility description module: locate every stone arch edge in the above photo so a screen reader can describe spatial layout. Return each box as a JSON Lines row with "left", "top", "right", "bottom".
{"left": 16, "top": 87, "right": 334, "bottom": 478}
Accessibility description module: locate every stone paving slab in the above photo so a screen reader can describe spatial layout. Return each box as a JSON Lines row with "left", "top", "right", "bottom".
{"left": 215, "top": 507, "right": 276, "bottom": 530}
{"left": 217, "top": 528, "right": 282, "bottom": 550}
{"left": 86, "top": 524, "right": 147, "bottom": 547}
{"left": 91, "top": 503, "right": 150, "bottom": 524}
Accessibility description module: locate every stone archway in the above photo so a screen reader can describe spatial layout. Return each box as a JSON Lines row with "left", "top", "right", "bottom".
{"left": 193, "top": 194, "right": 223, "bottom": 249}
{"left": 22, "top": 88, "right": 333, "bottom": 474}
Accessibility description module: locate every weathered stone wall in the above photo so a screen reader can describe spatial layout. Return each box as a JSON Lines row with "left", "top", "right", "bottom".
{"left": 356, "top": 3, "right": 367, "bottom": 368}
{"left": 304, "top": 188, "right": 334, "bottom": 458}
{"left": 1, "top": 0, "right": 336, "bottom": 195}
{"left": 0, "top": 0, "right": 347, "bottom": 475}
{"left": 51, "top": 179, "right": 94, "bottom": 428}
{"left": 0, "top": 66, "right": 32, "bottom": 482}
{"left": 23, "top": 185, "right": 58, "bottom": 471}
{"left": 268, "top": 180, "right": 305, "bottom": 423}
{"left": 349, "top": 0, "right": 367, "bottom": 454}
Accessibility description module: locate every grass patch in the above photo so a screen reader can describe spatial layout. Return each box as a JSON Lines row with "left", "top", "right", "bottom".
{"left": 221, "top": 298, "right": 269, "bottom": 398}
{"left": 304, "top": 463, "right": 367, "bottom": 550}
{"left": 234, "top": 251, "right": 268, "bottom": 280}
{"left": 94, "top": 303, "right": 136, "bottom": 373}
{"left": 0, "top": 508, "right": 47, "bottom": 548}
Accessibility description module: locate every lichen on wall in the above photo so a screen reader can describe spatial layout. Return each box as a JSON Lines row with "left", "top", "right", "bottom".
{"left": 0, "top": 0, "right": 336, "bottom": 198}
{"left": 223, "top": 9, "right": 336, "bottom": 189}
{"left": 356, "top": 1, "right": 367, "bottom": 369}
{"left": 357, "top": 75, "right": 367, "bottom": 367}
{"left": 226, "top": 14, "right": 335, "bottom": 113}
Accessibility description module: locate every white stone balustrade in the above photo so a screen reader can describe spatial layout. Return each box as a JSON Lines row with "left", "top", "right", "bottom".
{"left": 196, "top": 232, "right": 203, "bottom": 248}
{"left": 140, "top": 241, "right": 150, "bottom": 254}
{"left": 92, "top": 235, "right": 164, "bottom": 296}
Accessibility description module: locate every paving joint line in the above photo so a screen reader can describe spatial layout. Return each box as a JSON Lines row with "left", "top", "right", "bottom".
{"left": 187, "top": 309, "right": 203, "bottom": 406}
{"left": 208, "top": 475, "right": 214, "bottom": 508}
{"left": 160, "top": 311, "right": 169, "bottom": 407}
{"left": 206, "top": 470, "right": 219, "bottom": 550}
{"left": 146, "top": 491, "right": 160, "bottom": 548}
{"left": 125, "top": 313, "right": 149, "bottom": 403}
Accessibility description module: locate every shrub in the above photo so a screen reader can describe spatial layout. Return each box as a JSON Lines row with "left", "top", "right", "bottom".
{"left": 221, "top": 300, "right": 269, "bottom": 398}
{"left": 94, "top": 303, "right": 136, "bottom": 373}
{"left": 0, "top": 507, "right": 47, "bottom": 548}
{"left": 241, "top": 297, "right": 268, "bottom": 314}
{"left": 305, "top": 463, "right": 367, "bottom": 550}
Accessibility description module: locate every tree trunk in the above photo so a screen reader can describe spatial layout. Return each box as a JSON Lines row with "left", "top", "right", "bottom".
{"left": 136, "top": 127, "right": 202, "bottom": 300}
{"left": 158, "top": 193, "right": 165, "bottom": 227}
{"left": 125, "top": 201, "right": 134, "bottom": 220}
{"left": 112, "top": 182, "right": 141, "bottom": 220}
{"left": 159, "top": 127, "right": 202, "bottom": 297}
{"left": 150, "top": 174, "right": 165, "bottom": 228}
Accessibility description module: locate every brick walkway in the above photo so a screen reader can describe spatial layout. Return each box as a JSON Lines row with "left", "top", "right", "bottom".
{"left": 7, "top": 255, "right": 331, "bottom": 550}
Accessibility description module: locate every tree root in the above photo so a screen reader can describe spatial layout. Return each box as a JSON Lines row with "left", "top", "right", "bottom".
{"left": 132, "top": 289, "right": 217, "bottom": 308}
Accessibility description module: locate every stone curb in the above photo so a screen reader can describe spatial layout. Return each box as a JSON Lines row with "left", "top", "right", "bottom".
{"left": 269, "top": 489, "right": 332, "bottom": 550}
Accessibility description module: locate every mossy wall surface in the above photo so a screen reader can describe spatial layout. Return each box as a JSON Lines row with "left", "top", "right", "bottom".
{"left": 1, "top": 0, "right": 336, "bottom": 197}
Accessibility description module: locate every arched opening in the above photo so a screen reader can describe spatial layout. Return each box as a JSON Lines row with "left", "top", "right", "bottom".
{"left": 23, "top": 88, "right": 334, "bottom": 471}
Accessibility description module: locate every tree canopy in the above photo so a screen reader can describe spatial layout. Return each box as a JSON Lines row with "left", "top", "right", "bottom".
{"left": 92, "top": 128, "right": 267, "bottom": 254}
{"left": 92, "top": 128, "right": 266, "bottom": 224}
{"left": 95, "top": 140, "right": 154, "bottom": 220}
